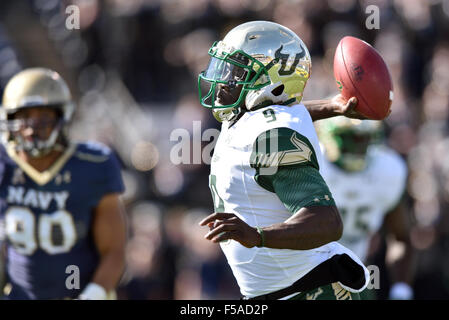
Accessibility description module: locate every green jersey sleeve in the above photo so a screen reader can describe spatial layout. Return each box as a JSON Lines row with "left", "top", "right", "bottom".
{"left": 250, "top": 127, "right": 336, "bottom": 214}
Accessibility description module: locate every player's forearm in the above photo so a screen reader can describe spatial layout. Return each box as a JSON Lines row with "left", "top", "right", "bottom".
{"left": 261, "top": 205, "right": 343, "bottom": 250}
{"left": 89, "top": 194, "right": 127, "bottom": 295}
{"left": 91, "top": 249, "right": 125, "bottom": 292}
{"left": 302, "top": 99, "right": 340, "bottom": 122}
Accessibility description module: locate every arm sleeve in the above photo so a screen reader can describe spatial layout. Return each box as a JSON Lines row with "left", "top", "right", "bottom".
{"left": 250, "top": 127, "right": 335, "bottom": 214}
{"left": 259, "top": 165, "right": 336, "bottom": 214}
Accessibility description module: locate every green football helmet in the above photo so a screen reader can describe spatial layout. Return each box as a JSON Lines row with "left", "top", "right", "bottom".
{"left": 198, "top": 21, "right": 311, "bottom": 122}
{"left": 316, "top": 117, "right": 383, "bottom": 172}
{"left": 0, "top": 68, "right": 74, "bottom": 157}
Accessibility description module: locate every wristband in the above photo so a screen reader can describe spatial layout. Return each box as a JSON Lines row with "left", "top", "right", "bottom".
{"left": 256, "top": 227, "right": 265, "bottom": 247}
{"left": 78, "top": 283, "right": 108, "bottom": 300}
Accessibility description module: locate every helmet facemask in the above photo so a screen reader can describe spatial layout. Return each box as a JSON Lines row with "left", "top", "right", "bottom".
{"left": 2, "top": 105, "right": 69, "bottom": 158}
{"left": 318, "top": 118, "right": 383, "bottom": 172}
{"left": 332, "top": 130, "right": 373, "bottom": 172}
{"left": 198, "top": 41, "right": 270, "bottom": 121}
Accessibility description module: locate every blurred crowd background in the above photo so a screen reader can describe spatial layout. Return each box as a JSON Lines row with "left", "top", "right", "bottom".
{"left": 0, "top": 0, "right": 448, "bottom": 299}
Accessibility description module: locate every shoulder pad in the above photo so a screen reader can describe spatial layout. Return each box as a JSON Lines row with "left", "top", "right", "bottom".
{"left": 74, "top": 141, "right": 113, "bottom": 163}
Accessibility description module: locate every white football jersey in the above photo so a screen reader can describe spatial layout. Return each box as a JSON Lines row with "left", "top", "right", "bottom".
{"left": 210, "top": 104, "right": 369, "bottom": 298}
{"left": 320, "top": 145, "right": 408, "bottom": 262}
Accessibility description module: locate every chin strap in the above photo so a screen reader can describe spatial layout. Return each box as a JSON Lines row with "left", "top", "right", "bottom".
{"left": 212, "top": 106, "right": 241, "bottom": 122}
{"left": 245, "top": 81, "right": 292, "bottom": 111}
{"left": 213, "top": 80, "right": 299, "bottom": 122}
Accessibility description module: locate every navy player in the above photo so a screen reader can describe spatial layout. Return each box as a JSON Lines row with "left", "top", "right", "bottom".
{"left": 0, "top": 68, "right": 127, "bottom": 299}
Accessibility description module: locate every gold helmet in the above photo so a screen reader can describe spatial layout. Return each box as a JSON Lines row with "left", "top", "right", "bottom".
{"left": 198, "top": 21, "right": 311, "bottom": 122}
{"left": 0, "top": 68, "right": 74, "bottom": 157}
{"left": 316, "top": 117, "right": 383, "bottom": 172}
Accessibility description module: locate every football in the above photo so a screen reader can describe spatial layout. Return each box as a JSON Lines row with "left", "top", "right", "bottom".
{"left": 333, "top": 36, "right": 393, "bottom": 120}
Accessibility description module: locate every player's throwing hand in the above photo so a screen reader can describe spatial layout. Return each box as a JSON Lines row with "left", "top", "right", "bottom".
{"left": 331, "top": 95, "right": 367, "bottom": 119}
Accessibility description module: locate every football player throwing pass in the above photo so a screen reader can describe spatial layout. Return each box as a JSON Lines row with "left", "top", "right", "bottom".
{"left": 198, "top": 21, "right": 370, "bottom": 300}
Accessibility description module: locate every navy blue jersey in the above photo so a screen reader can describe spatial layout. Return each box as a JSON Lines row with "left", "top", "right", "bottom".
{"left": 0, "top": 141, "right": 124, "bottom": 299}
